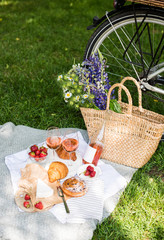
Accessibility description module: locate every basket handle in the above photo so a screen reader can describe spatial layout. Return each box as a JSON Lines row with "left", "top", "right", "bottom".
{"left": 106, "top": 83, "right": 133, "bottom": 115}
{"left": 118, "top": 76, "right": 143, "bottom": 112}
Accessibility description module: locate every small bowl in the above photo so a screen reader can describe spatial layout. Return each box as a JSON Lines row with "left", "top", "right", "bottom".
{"left": 77, "top": 164, "right": 102, "bottom": 180}
{"left": 27, "top": 143, "right": 48, "bottom": 164}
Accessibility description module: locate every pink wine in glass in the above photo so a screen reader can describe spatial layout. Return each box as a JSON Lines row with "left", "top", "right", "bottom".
{"left": 62, "top": 138, "right": 79, "bottom": 152}
{"left": 46, "top": 136, "right": 62, "bottom": 150}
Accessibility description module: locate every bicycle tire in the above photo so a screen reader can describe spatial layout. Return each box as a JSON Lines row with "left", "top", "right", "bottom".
{"left": 84, "top": 4, "right": 164, "bottom": 114}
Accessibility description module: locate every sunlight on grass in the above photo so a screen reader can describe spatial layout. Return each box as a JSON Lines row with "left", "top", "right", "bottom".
{"left": 0, "top": 0, "right": 18, "bottom": 6}
{"left": 0, "top": 0, "right": 163, "bottom": 239}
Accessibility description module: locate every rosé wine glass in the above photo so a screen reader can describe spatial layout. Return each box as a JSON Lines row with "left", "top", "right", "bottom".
{"left": 62, "top": 130, "right": 79, "bottom": 166}
{"left": 46, "top": 127, "right": 62, "bottom": 161}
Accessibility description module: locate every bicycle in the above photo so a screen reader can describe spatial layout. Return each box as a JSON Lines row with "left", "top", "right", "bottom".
{"left": 84, "top": 0, "right": 164, "bottom": 140}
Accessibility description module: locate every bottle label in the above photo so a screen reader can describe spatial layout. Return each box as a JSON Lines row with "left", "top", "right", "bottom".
{"left": 83, "top": 145, "right": 97, "bottom": 163}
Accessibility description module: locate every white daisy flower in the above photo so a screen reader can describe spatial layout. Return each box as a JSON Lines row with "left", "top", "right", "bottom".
{"left": 57, "top": 75, "right": 63, "bottom": 81}
{"left": 83, "top": 94, "right": 88, "bottom": 99}
{"left": 65, "top": 92, "right": 72, "bottom": 99}
{"left": 67, "top": 77, "right": 73, "bottom": 81}
{"left": 76, "top": 96, "right": 80, "bottom": 101}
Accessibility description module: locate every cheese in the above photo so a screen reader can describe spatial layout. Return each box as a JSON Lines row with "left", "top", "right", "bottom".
{"left": 36, "top": 178, "right": 53, "bottom": 198}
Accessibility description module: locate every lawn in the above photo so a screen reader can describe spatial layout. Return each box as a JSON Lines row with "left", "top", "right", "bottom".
{"left": 0, "top": 0, "right": 163, "bottom": 239}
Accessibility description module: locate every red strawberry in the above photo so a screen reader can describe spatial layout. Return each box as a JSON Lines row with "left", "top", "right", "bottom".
{"left": 30, "top": 145, "right": 38, "bottom": 152}
{"left": 87, "top": 166, "right": 94, "bottom": 172}
{"left": 39, "top": 151, "right": 47, "bottom": 158}
{"left": 29, "top": 151, "right": 35, "bottom": 157}
{"left": 23, "top": 201, "right": 30, "bottom": 208}
{"left": 90, "top": 171, "right": 96, "bottom": 178}
{"left": 35, "top": 150, "right": 40, "bottom": 156}
{"left": 84, "top": 170, "right": 90, "bottom": 176}
{"left": 35, "top": 157, "right": 40, "bottom": 162}
{"left": 42, "top": 147, "right": 48, "bottom": 153}
{"left": 35, "top": 201, "right": 43, "bottom": 210}
{"left": 39, "top": 146, "right": 47, "bottom": 153}
{"left": 25, "top": 194, "right": 30, "bottom": 200}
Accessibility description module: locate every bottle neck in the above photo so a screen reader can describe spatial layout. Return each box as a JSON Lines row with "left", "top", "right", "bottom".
{"left": 95, "top": 140, "right": 104, "bottom": 147}
{"left": 95, "top": 123, "right": 105, "bottom": 144}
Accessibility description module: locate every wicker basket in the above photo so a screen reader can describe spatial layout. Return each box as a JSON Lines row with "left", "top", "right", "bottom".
{"left": 80, "top": 77, "right": 164, "bottom": 168}
{"left": 126, "top": 0, "right": 164, "bottom": 8}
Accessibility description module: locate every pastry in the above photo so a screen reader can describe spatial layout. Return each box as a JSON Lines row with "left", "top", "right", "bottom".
{"left": 56, "top": 145, "right": 77, "bottom": 161}
{"left": 48, "top": 162, "right": 68, "bottom": 183}
{"left": 62, "top": 177, "right": 87, "bottom": 197}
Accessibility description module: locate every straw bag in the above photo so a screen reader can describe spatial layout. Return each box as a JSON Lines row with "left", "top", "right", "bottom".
{"left": 80, "top": 77, "right": 164, "bottom": 168}
{"left": 126, "top": 0, "right": 164, "bottom": 9}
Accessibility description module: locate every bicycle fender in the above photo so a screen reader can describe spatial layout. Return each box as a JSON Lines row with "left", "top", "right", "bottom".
{"left": 86, "top": 4, "right": 164, "bottom": 30}
{"left": 87, "top": 10, "right": 116, "bottom": 30}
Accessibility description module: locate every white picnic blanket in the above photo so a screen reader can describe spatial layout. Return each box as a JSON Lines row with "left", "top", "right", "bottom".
{"left": 0, "top": 122, "right": 137, "bottom": 240}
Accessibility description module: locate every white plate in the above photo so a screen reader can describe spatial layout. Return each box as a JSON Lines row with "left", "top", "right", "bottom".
{"left": 77, "top": 164, "right": 102, "bottom": 181}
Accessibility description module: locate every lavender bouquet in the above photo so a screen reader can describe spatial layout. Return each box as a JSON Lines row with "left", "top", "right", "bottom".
{"left": 57, "top": 51, "right": 121, "bottom": 112}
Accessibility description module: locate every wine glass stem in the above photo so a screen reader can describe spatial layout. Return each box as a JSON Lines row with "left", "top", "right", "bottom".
{"left": 53, "top": 150, "right": 57, "bottom": 161}
{"left": 68, "top": 152, "right": 73, "bottom": 166}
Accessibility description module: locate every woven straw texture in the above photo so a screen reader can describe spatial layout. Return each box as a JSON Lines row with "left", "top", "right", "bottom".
{"left": 80, "top": 77, "right": 164, "bottom": 168}
{"left": 126, "top": 0, "right": 164, "bottom": 8}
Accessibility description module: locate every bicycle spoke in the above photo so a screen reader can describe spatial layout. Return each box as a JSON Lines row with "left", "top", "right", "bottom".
{"left": 121, "top": 25, "right": 149, "bottom": 68}
{"left": 106, "top": 13, "right": 140, "bottom": 80}
{"left": 102, "top": 55, "right": 140, "bottom": 76}
{"left": 106, "top": 32, "right": 142, "bottom": 67}
{"left": 101, "top": 43, "right": 132, "bottom": 76}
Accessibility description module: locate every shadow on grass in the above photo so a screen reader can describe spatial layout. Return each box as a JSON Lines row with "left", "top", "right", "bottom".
{"left": 153, "top": 225, "right": 164, "bottom": 240}
{"left": 148, "top": 165, "right": 164, "bottom": 182}
{"left": 92, "top": 216, "right": 132, "bottom": 240}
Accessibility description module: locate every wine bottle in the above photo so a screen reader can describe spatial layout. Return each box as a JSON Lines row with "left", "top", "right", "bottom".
{"left": 83, "top": 124, "right": 105, "bottom": 166}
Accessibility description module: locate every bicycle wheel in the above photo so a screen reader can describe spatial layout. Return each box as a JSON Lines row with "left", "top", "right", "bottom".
{"left": 84, "top": 5, "right": 164, "bottom": 114}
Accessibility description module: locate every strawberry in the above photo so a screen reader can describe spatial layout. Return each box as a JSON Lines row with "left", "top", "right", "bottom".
{"left": 87, "top": 165, "right": 94, "bottom": 172}
{"left": 84, "top": 170, "right": 90, "bottom": 176}
{"left": 39, "top": 151, "right": 47, "bottom": 158}
{"left": 29, "top": 151, "right": 35, "bottom": 157}
{"left": 35, "top": 157, "right": 40, "bottom": 162}
{"left": 90, "top": 171, "right": 96, "bottom": 178}
{"left": 42, "top": 147, "right": 47, "bottom": 153}
{"left": 39, "top": 146, "right": 48, "bottom": 153}
{"left": 35, "top": 201, "right": 43, "bottom": 210}
{"left": 35, "top": 150, "right": 40, "bottom": 156}
{"left": 23, "top": 201, "right": 30, "bottom": 208}
{"left": 30, "top": 145, "right": 38, "bottom": 152}
{"left": 25, "top": 194, "right": 31, "bottom": 200}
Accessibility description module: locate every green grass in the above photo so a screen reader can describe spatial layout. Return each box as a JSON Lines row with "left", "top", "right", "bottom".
{"left": 0, "top": 0, "right": 163, "bottom": 239}
{"left": 93, "top": 143, "right": 164, "bottom": 240}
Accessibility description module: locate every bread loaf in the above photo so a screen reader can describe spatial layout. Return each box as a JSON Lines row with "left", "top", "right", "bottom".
{"left": 48, "top": 162, "right": 68, "bottom": 183}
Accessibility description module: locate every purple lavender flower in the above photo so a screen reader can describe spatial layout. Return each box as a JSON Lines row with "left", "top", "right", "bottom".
{"left": 81, "top": 52, "right": 114, "bottom": 110}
